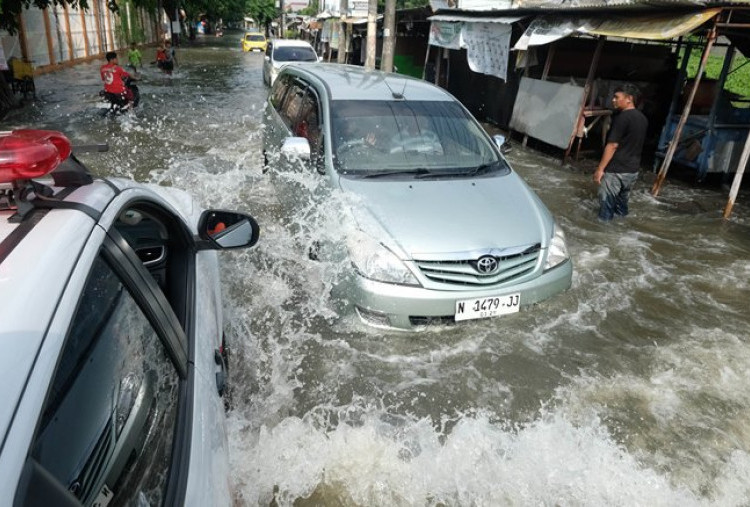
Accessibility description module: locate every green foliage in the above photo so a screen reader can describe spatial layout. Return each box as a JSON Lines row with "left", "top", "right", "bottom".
{"left": 0, "top": 0, "right": 89, "bottom": 33}
{"left": 245, "top": 0, "right": 277, "bottom": 29}
{"left": 679, "top": 46, "right": 750, "bottom": 99}
{"left": 298, "top": 0, "right": 317, "bottom": 16}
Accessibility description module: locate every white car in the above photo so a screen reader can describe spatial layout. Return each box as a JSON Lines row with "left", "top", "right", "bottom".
{"left": 262, "top": 39, "right": 318, "bottom": 86}
{"left": 0, "top": 129, "right": 259, "bottom": 506}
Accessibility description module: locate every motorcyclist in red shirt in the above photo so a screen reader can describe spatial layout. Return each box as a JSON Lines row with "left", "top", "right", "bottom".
{"left": 100, "top": 51, "right": 136, "bottom": 111}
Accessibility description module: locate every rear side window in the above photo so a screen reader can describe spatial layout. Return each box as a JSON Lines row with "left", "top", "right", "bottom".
{"left": 22, "top": 256, "right": 180, "bottom": 506}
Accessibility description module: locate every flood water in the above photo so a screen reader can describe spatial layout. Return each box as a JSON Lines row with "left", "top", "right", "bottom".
{"left": 5, "top": 32, "right": 750, "bottom": 506}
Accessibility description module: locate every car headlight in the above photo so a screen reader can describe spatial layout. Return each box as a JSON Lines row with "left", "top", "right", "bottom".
{"left": 347, "top": 232, "right": 420, "bottom": 286}
{"left": 544, "top": 223, "right": 570, "bottom": 270}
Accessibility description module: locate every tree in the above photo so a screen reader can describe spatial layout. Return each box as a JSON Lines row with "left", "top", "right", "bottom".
{"left": 298, "top": 0, "right": 317, "bottom": 17}
{"left": 245, "top": 0, "right": 276, "bottom": 34}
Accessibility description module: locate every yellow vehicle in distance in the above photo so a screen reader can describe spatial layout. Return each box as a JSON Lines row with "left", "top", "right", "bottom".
{"left": 242, "top": 32, "right": 267, "bottom": 52}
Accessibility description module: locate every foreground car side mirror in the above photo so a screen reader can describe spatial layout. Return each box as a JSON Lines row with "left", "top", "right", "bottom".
{"left": 493, "top": 134, "right": 512, "bottom": 155}
{"left": 280, "top": 137, "right": 311, "bottom": 161}
{"left": 197, "top": 210, "right": 260, "bottom": 250}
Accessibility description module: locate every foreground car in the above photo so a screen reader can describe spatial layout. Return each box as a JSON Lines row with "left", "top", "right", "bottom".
{"left": 0, "top": 130, "right": 259, "bottom": 505}
{"left": 264, "top": 64, "right": 572, "bottom": 330}
{"left": 262, "top": 39, "right": 318, "bottom": 86}
{"left": 242, "top": 32, "right": 267, "bottom": 52}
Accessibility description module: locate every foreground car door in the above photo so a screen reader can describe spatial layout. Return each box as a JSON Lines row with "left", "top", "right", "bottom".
{"left": 14, "top": 198, "right": 229, "bottom": 506}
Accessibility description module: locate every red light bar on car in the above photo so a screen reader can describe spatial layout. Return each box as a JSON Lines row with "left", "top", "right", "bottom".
{"left": 0, "top": 129, "right": 72, "bottom": 183}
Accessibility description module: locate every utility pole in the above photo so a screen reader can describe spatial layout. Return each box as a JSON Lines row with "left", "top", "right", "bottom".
{"left": 381, "top": 0, "right": 395, "bottom": 72}
{"left": 280, "top": 0, "right": 286, "bottom": 38}
{"left": 337, "top": 0, "right": 347, "bottom": 63}
{"left": 364, "top": 0, "right": 376, "bottom": 70}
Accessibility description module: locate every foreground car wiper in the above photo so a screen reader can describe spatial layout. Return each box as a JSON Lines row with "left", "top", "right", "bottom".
{"left": 359, "top": 168, "right": 434, "bottom": 179}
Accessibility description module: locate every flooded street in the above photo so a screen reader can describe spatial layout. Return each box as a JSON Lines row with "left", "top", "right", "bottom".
{"left": 5, "top": 32, "right": 750, "bottom": 505}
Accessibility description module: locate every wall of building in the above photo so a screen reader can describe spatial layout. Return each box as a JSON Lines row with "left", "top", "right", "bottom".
{"left": 1, "top": 0, "right": 161, "bottom": 75}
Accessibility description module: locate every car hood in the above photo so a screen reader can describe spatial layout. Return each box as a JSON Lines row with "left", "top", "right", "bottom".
{"left": 337, "top": 172, "right": 553, "bottom": 259}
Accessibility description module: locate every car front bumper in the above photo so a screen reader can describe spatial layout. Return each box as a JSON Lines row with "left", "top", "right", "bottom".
{"left": 350, "top": 260, "right": 573, "bottom": 330}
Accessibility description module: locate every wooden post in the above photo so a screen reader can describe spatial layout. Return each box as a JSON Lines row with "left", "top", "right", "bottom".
{"left": 80, "top": 8, "right": 90, "bottom": 57}
{"left": 434, "top": 46, "right": 441, "bottom": 85}
{"left": 17, "top": 13, "right": 30, "bottom": 62}
{"left": 652, "top": 21, "right": 718, "bottom": 196}
{"left": 421, "top": 44, "right": 430, "bottom": 80}
{"left": 723, "top": 131, "right": 750, "bottom": 218}
{"left": 564, "top": 36, "right": 604, "bottom": 164}
{"left": 105, "top": 3, "right": 115, "bottom": 50}
{"left": 63, "top": 4, "right": 75, "bottom": 61}
{"left": 42, "top": 8, "right": 57, "bottom": 66}
{"left": 92, "top": 0, "right": 105, "bottom": 53}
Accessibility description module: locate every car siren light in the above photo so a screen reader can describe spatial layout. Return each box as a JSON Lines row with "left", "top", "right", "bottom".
{"left": 0, "top": 129, "right": 72, "bottom": 183}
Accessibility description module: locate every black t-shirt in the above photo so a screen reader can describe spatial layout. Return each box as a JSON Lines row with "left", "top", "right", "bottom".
{"left": 606, "top": 108, "right": 648, "bottom": 173}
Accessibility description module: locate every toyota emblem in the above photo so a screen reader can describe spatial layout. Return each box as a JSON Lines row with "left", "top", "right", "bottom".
{"left": 476, "top": 255, "right": 498, "bottom": 274}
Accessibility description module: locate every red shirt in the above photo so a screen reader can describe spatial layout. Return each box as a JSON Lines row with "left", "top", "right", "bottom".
{"left": 100, "top": 63, "right": 130, "bottom": 94}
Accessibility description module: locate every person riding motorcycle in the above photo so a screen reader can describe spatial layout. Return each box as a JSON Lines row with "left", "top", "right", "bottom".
{"left": 100, "top": 51, "right": 139, "bottom": 113}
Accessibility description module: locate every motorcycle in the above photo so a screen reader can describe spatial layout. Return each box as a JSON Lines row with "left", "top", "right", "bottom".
{"left": 100, "top": 77, "right": 140, "bottom": 115}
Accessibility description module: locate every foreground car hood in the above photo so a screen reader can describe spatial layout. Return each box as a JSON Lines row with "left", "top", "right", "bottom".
{"left": 338, "top": 172, "right": 553, "bottom": 259}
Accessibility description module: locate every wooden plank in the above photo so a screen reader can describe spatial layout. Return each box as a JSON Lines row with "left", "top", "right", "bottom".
{"left": 92, "top": 0, "right": 105, "bottom": 54}
{"left": 63, "top": 4, "right": 75, "bottom": 61}
{"left": 652, "top": 21, "right": 718, "bottom": 196}
{"left": 723, "top": 132, "right": 750, "bottom": 218}
{"left": 42, "top": 8, "right": 57, "bottom": 66}
{"left": 79, "top": 7, "right": 90, "bottom": 57}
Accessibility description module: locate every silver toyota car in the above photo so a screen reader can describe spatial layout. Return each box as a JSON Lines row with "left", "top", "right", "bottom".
{"left": 263, "top": 64, "right": 572, "bottom": 330}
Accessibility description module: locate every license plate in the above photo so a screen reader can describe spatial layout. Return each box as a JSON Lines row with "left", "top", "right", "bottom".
{"left": 455, "top": 293, "right": 520, "bottom": 321}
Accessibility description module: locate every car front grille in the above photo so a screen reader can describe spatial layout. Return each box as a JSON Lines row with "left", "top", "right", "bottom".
{"left": 414, "top": 244, "right": 541, "bottom": 287}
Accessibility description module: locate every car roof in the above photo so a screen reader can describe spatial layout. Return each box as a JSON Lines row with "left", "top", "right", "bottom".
{"left": 0, "top": 195, "right": 103, "bottom": 444}
{"left": 282, "top": 63, "right": 454, "bottom": 102}
{"left": 270, "top": 39, "right": 314, "bottom": 48}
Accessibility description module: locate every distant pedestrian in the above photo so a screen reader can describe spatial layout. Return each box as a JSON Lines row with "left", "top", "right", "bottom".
{"left": 593, "top": 84, "right": 648, "bottom": 221}
{"left": 127, "top": 43, "right": 142, "bottom": 74}
{"left": 163, "top": 40, "right": 177, "bottom": 75}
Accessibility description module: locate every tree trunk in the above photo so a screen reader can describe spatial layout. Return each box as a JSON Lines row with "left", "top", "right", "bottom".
{"left": 0, "top": 73, "right": 20, "bottom": 119}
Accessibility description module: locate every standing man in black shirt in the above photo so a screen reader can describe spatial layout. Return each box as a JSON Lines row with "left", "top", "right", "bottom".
{"left": 593, "top": 84, "right": 648, "bottom": 221}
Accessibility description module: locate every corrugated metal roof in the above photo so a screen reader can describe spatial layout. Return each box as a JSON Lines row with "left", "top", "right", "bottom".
{"left": 428, "top": 14, "right": 526, "bottom": 22}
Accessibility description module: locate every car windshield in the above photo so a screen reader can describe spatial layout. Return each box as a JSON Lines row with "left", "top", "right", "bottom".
{"left": 331, "top": 100, "right": 505, "bottom": 175}
{"left": 273, "top": 46, "right": 317, "bottom": 62}
{"left": 246, "top": 34, "right": 265, "bottom": 41}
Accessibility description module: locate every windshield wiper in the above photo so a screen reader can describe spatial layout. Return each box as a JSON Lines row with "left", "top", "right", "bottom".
{"left": 466, "top": 161, "right": 501, "bottom": 176}
{"left": 359, "top": 168, "right": 434, "bottom": 179}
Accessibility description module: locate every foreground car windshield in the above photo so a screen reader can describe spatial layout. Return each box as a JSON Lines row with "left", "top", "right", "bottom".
{"left": 331, "top": 100, "right": 505, "bottom": 175}
{"left": 273, "top": 46, "right": 317, "bottom": 62}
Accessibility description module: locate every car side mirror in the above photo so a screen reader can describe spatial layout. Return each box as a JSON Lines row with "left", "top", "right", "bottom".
{"left": 197, "top": 210, "right": 260, "bottom": 250}
{"left": 318, "top": 56, "right": 323, "bottom": 62}
{"left": 280, "top": 137, "right": 311, "bottom": 161}
{"left": 264, "top": 55, "right": 270, "bottom": 61}
{"left": 493, "top": 134, "right": 512, "bottom": 155}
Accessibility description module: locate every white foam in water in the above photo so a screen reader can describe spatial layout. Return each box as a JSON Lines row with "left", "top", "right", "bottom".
{"left": 227, "top": 406, "right": 707, "bottom": 506}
